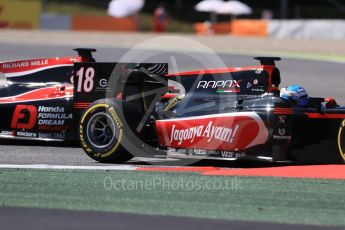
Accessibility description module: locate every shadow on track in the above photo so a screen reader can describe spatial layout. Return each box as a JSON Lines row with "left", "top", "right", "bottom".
{"left": 1, "top": 139, "right": 342, "bottom": 169}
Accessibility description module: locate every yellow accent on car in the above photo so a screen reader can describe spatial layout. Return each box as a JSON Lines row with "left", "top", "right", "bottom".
{"left": 101, "top": 129, "right": 123, "bottom": 158}
{"left": 338, "top": 120, "right": 345, "bottom": 161}
{"left": 80, "top": 103, "right": 123, "bottom": 159}
{"left": 81, "top": 104, "right": 109, "bottom": 124}
{"left": 101, "top": 106, "right": 123, "bottom": 158}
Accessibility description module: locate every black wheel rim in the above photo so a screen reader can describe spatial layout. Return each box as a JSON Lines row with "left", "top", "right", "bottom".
{"left": 86, "top": 112, "right": 116, "bottom": 149}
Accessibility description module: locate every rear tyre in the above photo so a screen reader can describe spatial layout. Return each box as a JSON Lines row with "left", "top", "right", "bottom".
{"left": 79, "top": 100, "right": 133, "bottom": 163}
{"left": 337, "top": 119, "right": 345, "bottom": 163}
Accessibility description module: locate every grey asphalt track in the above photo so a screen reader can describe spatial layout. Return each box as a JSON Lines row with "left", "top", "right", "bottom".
{"left": 1, "top": 206, "right": 342, "bottom": 230}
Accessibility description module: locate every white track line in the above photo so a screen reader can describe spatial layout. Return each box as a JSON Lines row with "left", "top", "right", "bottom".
{"left": 0, "top": 164, "right": 138, "bottom": 171}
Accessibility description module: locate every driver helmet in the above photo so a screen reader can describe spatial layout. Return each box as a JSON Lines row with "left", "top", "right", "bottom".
{"left": 280, "top": 85, "right": 309, "bottom": 107}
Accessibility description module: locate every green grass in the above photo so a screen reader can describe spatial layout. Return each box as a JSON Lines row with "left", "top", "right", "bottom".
{"left": 0, "top": 169, "right": 345, "bottom": 226}
{"left": 42, "top": 2, "right": 193, "bottom": 33}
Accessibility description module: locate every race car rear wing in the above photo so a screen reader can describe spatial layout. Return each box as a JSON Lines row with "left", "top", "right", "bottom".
{"left": 254, "top": 57, "right": 281, "bottom": 66}
{"left": 73, "top": 62, "right": 168, "bottom": 114}
{"left": 73, "top": 48, "right": 96, "bottom": 62}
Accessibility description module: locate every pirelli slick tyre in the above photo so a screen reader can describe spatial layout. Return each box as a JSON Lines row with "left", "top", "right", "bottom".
{"left": 337, "top": 119, "right": 345, "bottom": 163}
{"left": 79, "top": 100, "right": 133, "bottom": 163}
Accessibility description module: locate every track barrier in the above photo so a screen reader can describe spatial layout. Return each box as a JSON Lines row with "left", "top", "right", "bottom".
{"left": 71, "top": 15, "right": 138, "bottom": 32}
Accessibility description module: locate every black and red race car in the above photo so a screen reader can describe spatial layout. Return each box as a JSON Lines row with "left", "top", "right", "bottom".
{"left": 1, "top": 49, "right": 345, "bottom": 163}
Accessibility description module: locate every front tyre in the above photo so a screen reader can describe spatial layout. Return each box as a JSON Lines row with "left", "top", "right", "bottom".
{"left": 337, "top": 119, "right": 345, "bottom": 163}
{"left": 79, "top": 101, "right": 132, "bottom": 163}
